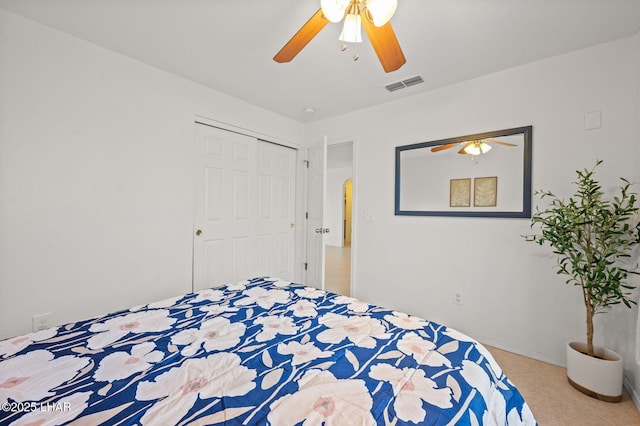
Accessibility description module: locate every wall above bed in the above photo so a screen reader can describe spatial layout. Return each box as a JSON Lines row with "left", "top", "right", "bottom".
{"left": 305, "top": 32, "right": 640, "bottom": 406}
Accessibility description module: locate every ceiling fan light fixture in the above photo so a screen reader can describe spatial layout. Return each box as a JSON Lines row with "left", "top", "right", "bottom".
{"left": 339, "top": 13, "right": 363, "bottom": 43}
{"left": 273, "top": 1, "right": 406, "bottom": 73}
{"left": 365, "top": 0, "right": 397, "bottom": 26}
{"left": 463, "top": 141, "right": 492, "bottom": 156}
{"left": 321, "top": 0, "right": 350, "bottom": 23}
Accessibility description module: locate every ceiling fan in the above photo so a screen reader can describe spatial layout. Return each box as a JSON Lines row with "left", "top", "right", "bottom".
{"left": 273, "top": 0, "right": 406, "bottom": 73}
{"left": 431, "top": 139, "right": 518, "bottom": 156}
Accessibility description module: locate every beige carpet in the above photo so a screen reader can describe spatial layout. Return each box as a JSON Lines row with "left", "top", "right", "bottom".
{"left": 325, "top": 245, "right": 350, "bottom": 296}
{"left": 486, "top": 346, "right": 640, "bottom": 425}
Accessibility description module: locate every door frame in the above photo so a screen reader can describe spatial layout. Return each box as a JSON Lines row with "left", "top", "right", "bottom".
{"left": 192, "top": 115, "right": 306, "bottom": 286}
{"left": 303, "top": 135, "right": 358, "bottom": 296}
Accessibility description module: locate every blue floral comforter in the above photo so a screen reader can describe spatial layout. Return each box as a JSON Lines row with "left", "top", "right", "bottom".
{"left": 0, "top": 277, "right": 536, "bottom": 425}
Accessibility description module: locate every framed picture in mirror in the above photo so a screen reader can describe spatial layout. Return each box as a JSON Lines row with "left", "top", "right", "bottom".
{"left": 474, "top": 176, "right": 498, "bottom": 207}
{"left": 449, "top": 178, "right": 471, "bottom": 207}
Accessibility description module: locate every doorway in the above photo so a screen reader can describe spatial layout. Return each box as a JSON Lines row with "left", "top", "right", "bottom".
{"left": 324, "top": 141, "right": 353, "bottom": 296}
{"left": 343, "top": 178, "right": 353, "bottom": 247}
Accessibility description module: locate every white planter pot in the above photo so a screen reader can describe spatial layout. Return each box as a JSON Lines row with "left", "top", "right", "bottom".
{"left": 566, "top": 341, "right": 623, "bottom": 402}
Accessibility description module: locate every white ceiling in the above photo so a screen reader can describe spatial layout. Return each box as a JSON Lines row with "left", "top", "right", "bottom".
{"left": 1, "top": 0, "right": 639, "bottom": 123}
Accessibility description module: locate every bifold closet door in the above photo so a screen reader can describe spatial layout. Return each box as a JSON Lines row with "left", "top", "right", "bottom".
{"left": 256, "top": 141, "right": 296, "bottom": 282}
{"left": 193, "top": 124, "right": 295, "bottom": 291}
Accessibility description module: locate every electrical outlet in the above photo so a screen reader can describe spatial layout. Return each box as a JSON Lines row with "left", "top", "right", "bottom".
{"left": 453, "top": 291, "right": 463, "bottom": 305}
{"left": 32, "top": 313, "right": 52, "bottom": 332}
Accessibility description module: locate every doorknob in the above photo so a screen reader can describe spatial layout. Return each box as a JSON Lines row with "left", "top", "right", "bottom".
{"left": 315, "top": 228, "right": 330, "bottom": 234}
{"left": 195, "top": 229, "right": 202, "bottom": 236}
{"left": 315, "top": 228, "right": 322, "bottom": 234}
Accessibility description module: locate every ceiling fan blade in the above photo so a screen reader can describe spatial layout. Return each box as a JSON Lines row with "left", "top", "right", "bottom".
{"left": 484, "top": 138, "right": 518, "bottom": 146}
{"left": 457, "top": 142, "right": 472, "bottom": 154}
{"left": 273, "top": 9, "right": 329, "bottom": 63}
{"left": 360, "top": 10, "right": 406, "bottom": 73}
{"left": 431, "top": 143, "right": 456, "bottom": 152}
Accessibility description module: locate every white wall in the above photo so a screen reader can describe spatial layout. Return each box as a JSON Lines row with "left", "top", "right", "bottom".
{"left": 610, "top": 30, "right": 640, "bottom": 407}
{"left": 306, "top": 33, "right": 640, "bottom": 391}
{"left": 0, "top": 9, "right": 304, "bottom": 340}
{"left": 325, "top": 142, "right": 354, "bottom": 247}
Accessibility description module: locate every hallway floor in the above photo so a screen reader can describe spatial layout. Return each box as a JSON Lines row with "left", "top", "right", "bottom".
{"left": 325, "top": 245, "right": 350, "bottom": 296}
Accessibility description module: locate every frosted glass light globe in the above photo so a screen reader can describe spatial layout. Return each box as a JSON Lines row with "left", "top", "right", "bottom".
{"left": 339, "top": 13, "right": 363, "bottom": 43}
{"left": 321, "top": 0, "right": 350, "bottom": 23}
{"left": 463, "top": 142, "right": 492, "bottom": 156}
{"left": 366, "top": 0, "right": 397, "bottom": 26}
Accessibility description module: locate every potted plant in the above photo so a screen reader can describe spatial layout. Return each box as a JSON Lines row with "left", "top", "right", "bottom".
{"left": 525, "top": 160, "right": 640, "bottom": 402}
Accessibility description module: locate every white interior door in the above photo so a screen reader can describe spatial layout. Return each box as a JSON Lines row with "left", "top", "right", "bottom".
{"left": 256, "top": 142, "right": 296, "bottom": 280}
{"left": 306, "top": 136, "right": 327, "bottom": 289}
{"left": 193, "top": 123, "right": 296, "bottom": 291}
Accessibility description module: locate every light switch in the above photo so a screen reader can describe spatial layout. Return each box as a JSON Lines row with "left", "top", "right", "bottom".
{"left": 584, "top": 111, "right": 601, "bottom": 130}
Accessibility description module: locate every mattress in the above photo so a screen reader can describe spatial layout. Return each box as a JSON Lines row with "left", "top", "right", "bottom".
{"left": 0, "top": 277, "right": 536, "bottom": 425}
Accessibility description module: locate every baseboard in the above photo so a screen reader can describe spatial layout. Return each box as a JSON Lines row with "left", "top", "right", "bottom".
{"left": 462, "top": 331, "right": 566, "bottom": 367}
{"left": 624, "top": 376, "right": 640, "bottom": 412}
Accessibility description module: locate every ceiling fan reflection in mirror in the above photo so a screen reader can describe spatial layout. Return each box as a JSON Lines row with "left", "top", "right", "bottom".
{"left": 273, "top": 0, "right": 406, "bottom": 73}
{"left": 431, "top": 139, "right": 518, "bottom": 156}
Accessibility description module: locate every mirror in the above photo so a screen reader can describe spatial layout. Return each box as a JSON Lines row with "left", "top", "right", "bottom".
{"left": 395, "top": 126, "right": 532, "bottom": 217}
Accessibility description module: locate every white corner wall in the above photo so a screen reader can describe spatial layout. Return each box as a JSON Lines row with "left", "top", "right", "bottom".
{"left": 0, "top": 9, "right": 304, "bottom": 340}
{"left": 305, "top": 32, "right": 640, "bottom": 384}
{"left": 614, "top": 30, "right": 640, "bottom": 408}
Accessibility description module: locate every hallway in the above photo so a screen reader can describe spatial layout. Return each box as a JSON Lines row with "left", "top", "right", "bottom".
{"left": 325, "top": 245, "right": 350, "bottom": 296}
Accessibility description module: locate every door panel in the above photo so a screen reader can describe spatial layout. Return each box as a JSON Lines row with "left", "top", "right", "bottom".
{"left": 256, "top": 142, "right": 296, "bottom": 280}
{"left": 205, "top": 239, "right": 224, "bottom": 286}
{"left": 233, "top": 171, "right": 249, "bottom": 219}
{"left": 194, "top": 125, "right": 257, "bottom": 290}
{"left": 205, "top": 168, "right": 224, "bottom": 220}
{"left": 306, "top": 137, "right": 327, "bottom": 289}
{"left": 194, "top": 124, "right": 296, "bottom": 291}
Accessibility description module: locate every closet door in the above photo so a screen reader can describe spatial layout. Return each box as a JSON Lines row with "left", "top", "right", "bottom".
{"left": 193, "top": 123, "right": 296, "bottom": 291}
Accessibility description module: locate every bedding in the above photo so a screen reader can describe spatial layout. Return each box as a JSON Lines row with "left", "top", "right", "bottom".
{"left": 0, "top": 277, "right": 536, "bottom": 425}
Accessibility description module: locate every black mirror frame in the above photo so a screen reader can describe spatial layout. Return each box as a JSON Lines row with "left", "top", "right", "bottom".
{"left": 394, "top": 125, "right": 532, "bottom": 218}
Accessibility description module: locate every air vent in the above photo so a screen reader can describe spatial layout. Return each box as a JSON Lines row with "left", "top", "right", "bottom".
{"left": 402, "top": 76, "right": 424, "bottom": 87}
{"left": 384, "top": 82, "right": 406, "bottom": 92}
{"left": 385, "top": 75, "right": 424, "bottom": 92}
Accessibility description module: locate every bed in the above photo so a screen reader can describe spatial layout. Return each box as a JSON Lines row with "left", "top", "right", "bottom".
{"left": 0, "top": 277, "right": 536, "bottom": 425}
